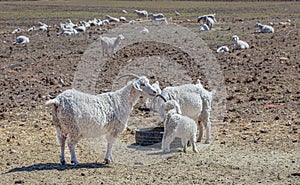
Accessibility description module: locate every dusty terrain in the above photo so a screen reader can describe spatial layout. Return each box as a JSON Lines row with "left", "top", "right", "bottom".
{"left": 0, "top": 1, "right": 299, "bottom": 184}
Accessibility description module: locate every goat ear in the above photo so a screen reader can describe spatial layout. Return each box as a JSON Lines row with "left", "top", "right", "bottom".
{"left": 133, "top": 80, "right": 143, "bottom": 91}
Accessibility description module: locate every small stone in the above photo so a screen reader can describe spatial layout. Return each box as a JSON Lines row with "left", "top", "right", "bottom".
{"left": 15, "top": 180, "right": 24, "bottom": 184}
{"left": 260, "top": 129, "right": 268, "bottom": 134}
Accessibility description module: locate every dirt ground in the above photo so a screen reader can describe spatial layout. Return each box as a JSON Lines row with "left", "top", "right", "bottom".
{"left": 0, "top": 1, "right": 299, "bottom": 184}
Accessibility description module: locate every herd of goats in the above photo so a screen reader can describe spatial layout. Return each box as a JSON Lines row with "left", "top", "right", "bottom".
{"left": 8, "top": 9, "right": 292, "bottom": 165}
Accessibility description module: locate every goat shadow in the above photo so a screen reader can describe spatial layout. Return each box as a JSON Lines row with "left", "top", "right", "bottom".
{"left": 127, "top": 143, "right": 181, "bottom": 156}
{"left": 5, "top": 162, "right": 110, "bottom": 174}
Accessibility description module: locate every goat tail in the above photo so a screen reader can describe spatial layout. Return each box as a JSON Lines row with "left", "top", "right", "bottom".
{"left": 45, "top": 98, "right": 60, "bottom": 107}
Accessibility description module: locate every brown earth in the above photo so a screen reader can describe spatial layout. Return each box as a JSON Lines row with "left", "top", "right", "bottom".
{"left": 0, "top": 1, "right": 299, "bottom": 185}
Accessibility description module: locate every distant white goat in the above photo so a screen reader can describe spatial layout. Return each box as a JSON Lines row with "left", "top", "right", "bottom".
{"left": 134, "top": 10, "right": 148, "bottom": 19}
{"left": 39, "top": 25, "right": 48, "bottom": 32}
{"left": 198, "top": 16, "right": 215, "bottom": 29}
{"left": 128, "top": 20, "right": 136, "bottom": 25}
{"left": 149, "top": 13, "right": 164, "bottom": 20}
{"left": 105, "top": 15, "right": 120, "bottom": 23}
{"left": 200, "top": 24, "right": 210, "bottom": 31}
{"left": 45, "top": 74, "right": 158, "bottom": 165}
{"left": 119, "top": 17, "right": 127, "bottom": 22}
{"left": 157, "top": 95, "right": 198, "bottom": 153}
{"left": 12, "top": 28, "right": 21, "bottom": 34}
{"left": 59, "top": 28, "right": 78, "bottom": 36}
{"left": 122, "top": 10, "right": 128, "bottom": 14}
{"left": 255, "top": 22, "right": 274, "bottom": 33}
{"left": 232, "top": 35, "right": 249, "bottom": 50}
{"left": 100, "top": 34, "right": 124, "bottom": 57}
{"left": 152, "top": 17, "right": 168, "bottom": 25}
{"left": 217, "top": 46, "right": 229, "bottom": 53}
{"left": 38, "top": 22, "right": 50, "bottom": 31}
{"left": 157, "top": 80, "right": 215, "bottom": 144}
{"left": 27, "top": 26, "right": 36, "bottom": 32}
{"left": 13, "top": 35, "right": 30, "bottom": 45}
{"left": 75, "top": 22, "right": 87, "bottom": 32}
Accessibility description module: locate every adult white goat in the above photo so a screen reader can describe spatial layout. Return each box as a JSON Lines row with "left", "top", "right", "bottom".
{"left": 255, "top": 22, "right": 274, "bottom": 33}
{"left": 105, "top": 15, "right": 120, "bottom": 23}
{"left": 13, "top": 36, "right": 30, "bottom": 45}
{"left": 232, "top": 35, "right": 249, "bottom": 50}
{"left": 149, "top": 13, "right": 164, "bottom": 20}
{"left": 100, "top": 34, "right": 124, "bottom": 57}
{"left": 45, "top": 74, "right": 158, "bottom": 165}
{"left": 157, "top": 80, "right": 215, "bottom": 144}
{"left": 198, "top": 15, "right": 215, "bottom": 29}
{"left": 158, "top": 95, "right": 198, "bottom": 153}
{"left": 134, "top": 10, "right": 148, "bottom": 19}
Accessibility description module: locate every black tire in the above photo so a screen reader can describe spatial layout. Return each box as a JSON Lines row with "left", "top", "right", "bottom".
{"left": 135, "top": 127, "right": 181, "bottom": 147}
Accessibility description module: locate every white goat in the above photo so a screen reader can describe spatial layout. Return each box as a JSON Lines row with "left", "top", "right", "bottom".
{"left": 255, "top": 22, "right": 274, "bottom": 33}
{"left": 45, "top": 74, "right": 158, "bottom": 165}
{"left": 149, "top": 13, "right": 165, "bottom": 20}
{"left": 200, "top": 24, "right": 210, "bottom": 31}
{"left": 134, "top": 10, "right": 148, "bottom": 19}
{"left": 152, "top": 17, "right": 168, "bottom": 25}
{"left": 100, "top": 34, "right": 124, "bottom": 57}
{"left": 105, "top": 15, "right": 120, "bottom": 23}
{"left": 198, "top": 15, "right": 215, "bottom": 29}
{"left": 232, "top": 35, "right": 249, "bottom": 50}
{"left": 157, "top": 80, "right": 215, "bottom": 144}
{"left": 27, "top": 26, "right": 35, "bottom": 32}
{"left": 12, "top": 28, "right": 21, "bottom": 34}
{"left": 217, "top": 46, "right": 229, "bottom": 53}
{"left": 13, "top": 36, "right": 30, "bottom": 45}
{"left": 157, "top": 95, "right": 198, "bottom": 153}
{"left": 39, "top": 25, "right": 48, "bottom": 32}
{"left": 119, "top": 17, "right": 127, "bottom": 22}
{"left": 59, "top": 28, "right": 78, "bottom": 36}
{"left": 75, "top": 22, "right": 87, "bottom": 33}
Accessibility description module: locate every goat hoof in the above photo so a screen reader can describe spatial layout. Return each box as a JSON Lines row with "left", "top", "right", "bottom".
{"left": 71, "top": 160, "right": 79, "bottom": 166}
{"left": 104, "top": 159, "right": 112, "bottom": 164}
{"left": 60, "top": 159, "right": 66, "bottom": 166}
{"left": 204, "top": 140, "right": 210, "bottom": 144}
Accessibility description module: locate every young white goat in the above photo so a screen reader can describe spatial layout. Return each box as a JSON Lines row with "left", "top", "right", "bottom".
{"left": 100, "top": 34, "right": 124, "bottom": 57}
{"left": 232, "top": 35, "right": 249, "bottom": 50}
{"left": 157, "top": 80, "right": 215, "bottom": 144}
{"left": 217, "top": 46, "right": 229, "bottom": 53}
{"left": 255, "top": 22, "right": 274, "bottom": 33}
{"left": 157, "top": 95, "right": 198, "bottom": 153}
{"left": 45, "top": 74, "right": 158, "bottom": 165}
{"left": 200, "top": 24, "right": 210, "bottom": 31}
{"left": 12, "top": 28, "right": 21, "bottom": 34}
